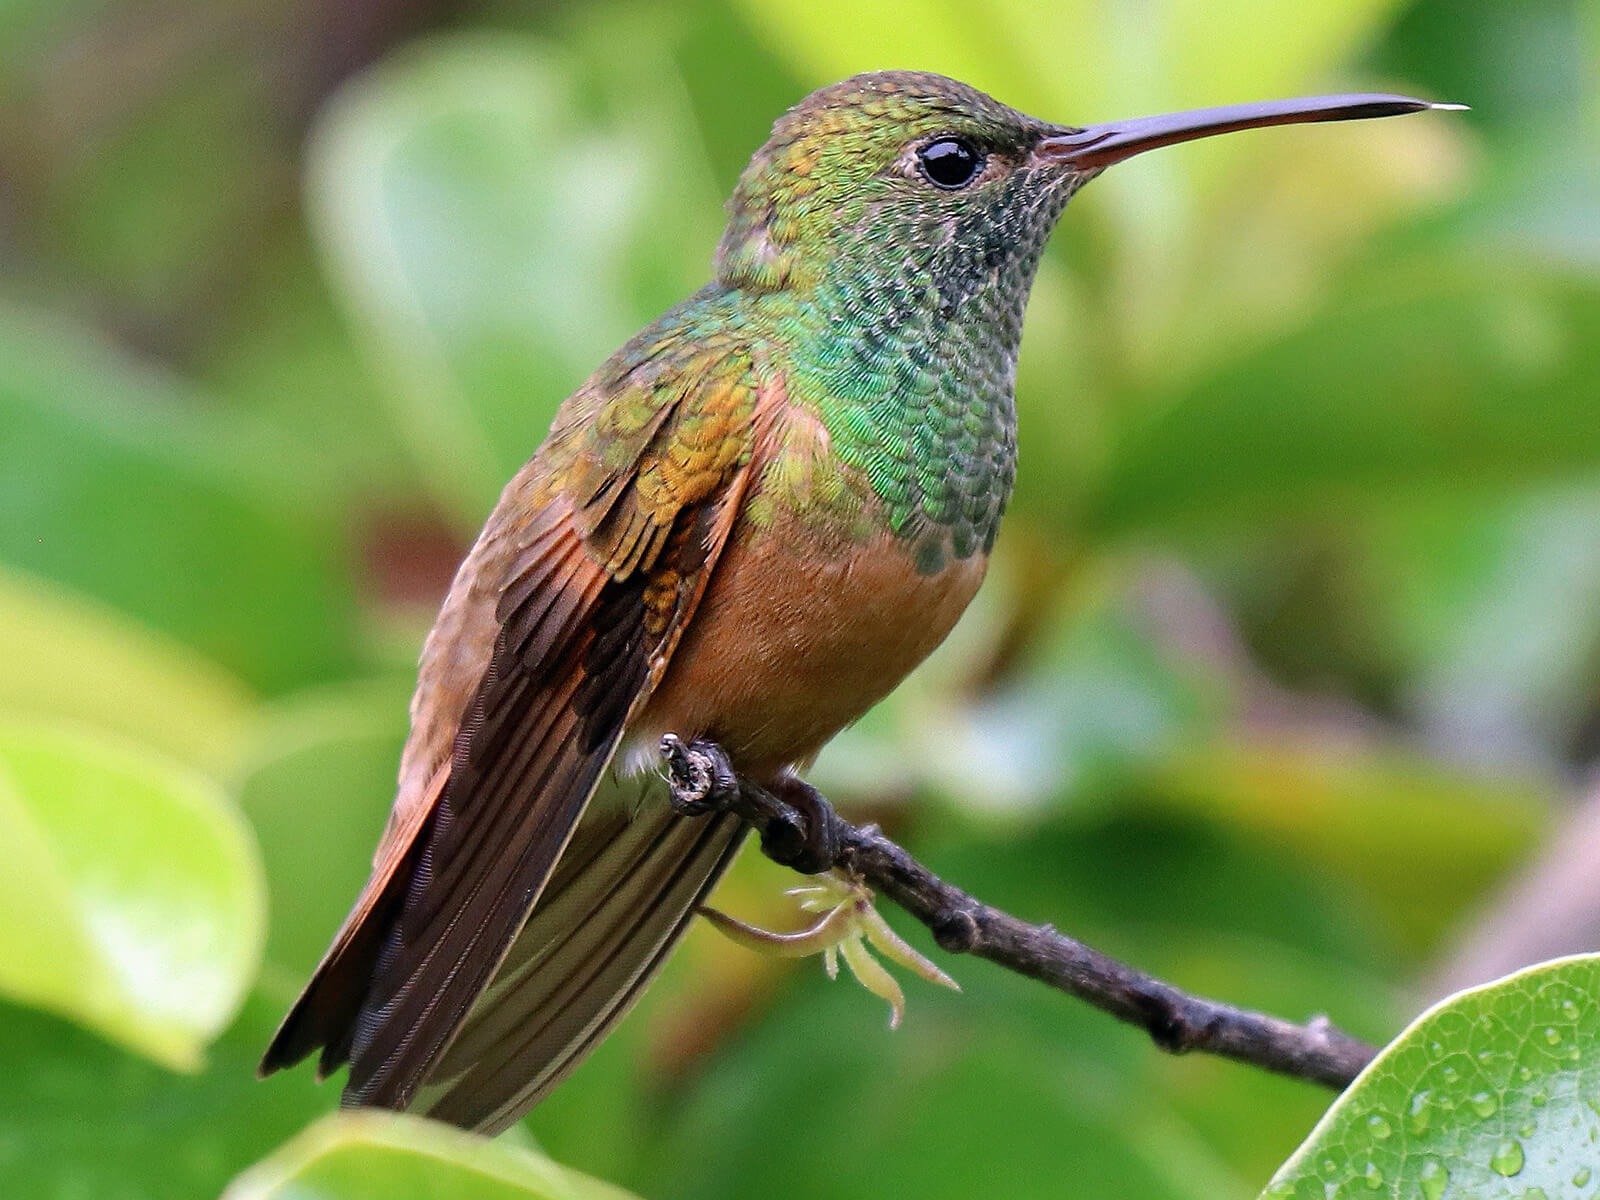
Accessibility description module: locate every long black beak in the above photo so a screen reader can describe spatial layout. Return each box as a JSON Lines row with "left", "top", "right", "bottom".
{"left": 1036, "top": 94, "right": 1466, "bottom": 170}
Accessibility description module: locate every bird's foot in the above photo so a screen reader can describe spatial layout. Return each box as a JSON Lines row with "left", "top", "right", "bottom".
{"left": 661, "top": 738, "right": 838, "bottom": 874}
{"left": 759, "top": 773, "right": 839, "bottom": 875}
{"left": 700, "top": 870, "right": 959, "bottom": 1029}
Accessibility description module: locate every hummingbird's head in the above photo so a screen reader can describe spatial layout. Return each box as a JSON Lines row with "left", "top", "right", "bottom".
{"left": 714, "top": 71, "right": 1067, "bottom": 296}
{"left": 713, "top": 71, "right": 1454, "bottom": 303}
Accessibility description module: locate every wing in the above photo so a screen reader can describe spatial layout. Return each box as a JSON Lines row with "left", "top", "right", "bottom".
{"left": 261, "top": 328, "right": 777, "bottom": 1111}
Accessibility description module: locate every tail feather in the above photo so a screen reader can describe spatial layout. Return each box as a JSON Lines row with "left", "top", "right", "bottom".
{"left": 415, "top": 790, "right": 746, "bottom": 1133}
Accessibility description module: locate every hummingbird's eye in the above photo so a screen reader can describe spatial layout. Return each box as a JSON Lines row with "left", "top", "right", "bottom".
{"left": 917, "top": 138, "right": 984, "bottom": 189}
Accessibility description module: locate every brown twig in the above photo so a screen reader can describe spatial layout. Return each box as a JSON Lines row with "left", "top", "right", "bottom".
{"left": 661, "top": 734, "right": 1377, "bottom": 1091}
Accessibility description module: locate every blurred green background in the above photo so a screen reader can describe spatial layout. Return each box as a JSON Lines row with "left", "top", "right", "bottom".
{"left": 1, "top": 0, "right": 1598, "bottom": 1196}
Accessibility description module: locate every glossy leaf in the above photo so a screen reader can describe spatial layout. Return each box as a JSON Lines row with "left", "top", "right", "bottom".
{"left": 225, "top": 1112, "right": 638, "bottom": 1200}
{"left": 0, "top": 722, "right": 265, "bottom": 1069}
{"left": 1263, "top": 954, "right": 1600, "bottom": 1197}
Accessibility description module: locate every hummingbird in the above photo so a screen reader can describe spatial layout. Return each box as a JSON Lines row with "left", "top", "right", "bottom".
{"left": 260, "top": 71, "right": 1454, "bottom": 1133}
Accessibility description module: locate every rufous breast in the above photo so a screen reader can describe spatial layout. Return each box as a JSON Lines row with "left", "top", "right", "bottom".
{"left": 632, "top": 402, "right": 987, "bottom": 779}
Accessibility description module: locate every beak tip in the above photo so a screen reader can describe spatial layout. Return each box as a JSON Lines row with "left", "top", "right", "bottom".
{"left": 1429, "top": 101, "right": 1471, "bottom": 112}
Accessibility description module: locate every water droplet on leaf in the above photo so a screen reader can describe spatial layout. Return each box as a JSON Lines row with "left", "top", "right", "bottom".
{"left": 1408, "top": 1090, "right": 1433, "bottom": 1135}
{"left": 1418, "top": 1159, "right": 1448, "bottom": 1200}
{"left": 1490, "top": 1137, "right": 1525, "bottom": 1177}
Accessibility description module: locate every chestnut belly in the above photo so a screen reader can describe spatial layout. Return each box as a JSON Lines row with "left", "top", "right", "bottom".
{"left": 631, "top": 514, "right": 986, "bottom": 780}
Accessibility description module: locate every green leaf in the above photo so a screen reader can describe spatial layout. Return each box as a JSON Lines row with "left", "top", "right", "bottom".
{"left": 234, "top": 680, "right": 411, "bottom": 978}
{"left": 225, "top": 1112, "right": 638, "bottom": 1200}
{"left": 1144, "top": 734, "right": 1549, "bottom": 955}
{"left": 647, "top": 978, "right": 1238, "bottom": 1200}
{"left": 197, "top": 229, "right": 422, "bottom": 507}
{"left": 0, "top": 0, "right": 98, "bottom": 71}
{"left": 306, "top": 32, "right": 720, "bottom": 524}
{"left": 1263, "top": 954, "right": 1600, "bottom": 1198}
{"left": 0, "top": 568, "right": 255, "bottom": 774}
{"left": 0, "top": 722, "right": 265, "bottom": 1069}
{"left": 814, "top": 571, "right": 1222, "bottom": 817}
{"left": 1365, "top": 489, "right": 1600, "bottom": 767}
{"left": 1088, "top": 263, "right": 1600, "bottom": 536}
{"left": 0, "top": 303, "right": 362, "bottom": 693}
{"left": 0, "top": 990, "right": 338, "bottom": 1200}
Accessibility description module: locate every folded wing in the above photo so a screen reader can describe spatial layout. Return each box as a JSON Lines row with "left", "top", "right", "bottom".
{"left": 261, "top": 331, "right": 778, "bottom": 1115}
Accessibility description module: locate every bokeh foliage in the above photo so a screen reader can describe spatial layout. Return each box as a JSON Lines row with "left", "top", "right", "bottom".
{"left": 1, "top": 0, "right": 1597, "bottom": 1196}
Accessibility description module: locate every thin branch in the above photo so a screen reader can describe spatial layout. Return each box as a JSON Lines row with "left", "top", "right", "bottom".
{"left": 661, "top": 735, "right": 1377, "bottom": 1091}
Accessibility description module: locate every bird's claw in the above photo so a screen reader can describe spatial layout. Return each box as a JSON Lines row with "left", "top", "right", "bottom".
{"left": 760, "top": 774, "right": 839, "bottom": 874}
{"left": 700, "top": 870, "right": 958, "bottom": 1029}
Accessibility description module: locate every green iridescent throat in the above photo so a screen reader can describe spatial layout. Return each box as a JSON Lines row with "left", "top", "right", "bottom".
{"left": 803, "top": 168, "right": 1073, "bottom": 574}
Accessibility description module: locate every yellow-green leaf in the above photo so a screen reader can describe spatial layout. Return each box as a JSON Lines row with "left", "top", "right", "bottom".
{"left": 0, "top": 722, "right": 265, "bottom": 1069}
{"left": 731, "top": 0, "right": 1404, "bottom": 122}
{"left": 224, "top": 1112, "right": 639, "bottom": 1200}
{"left": 0, "top": 568, "right": 254, "bottom": 774}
